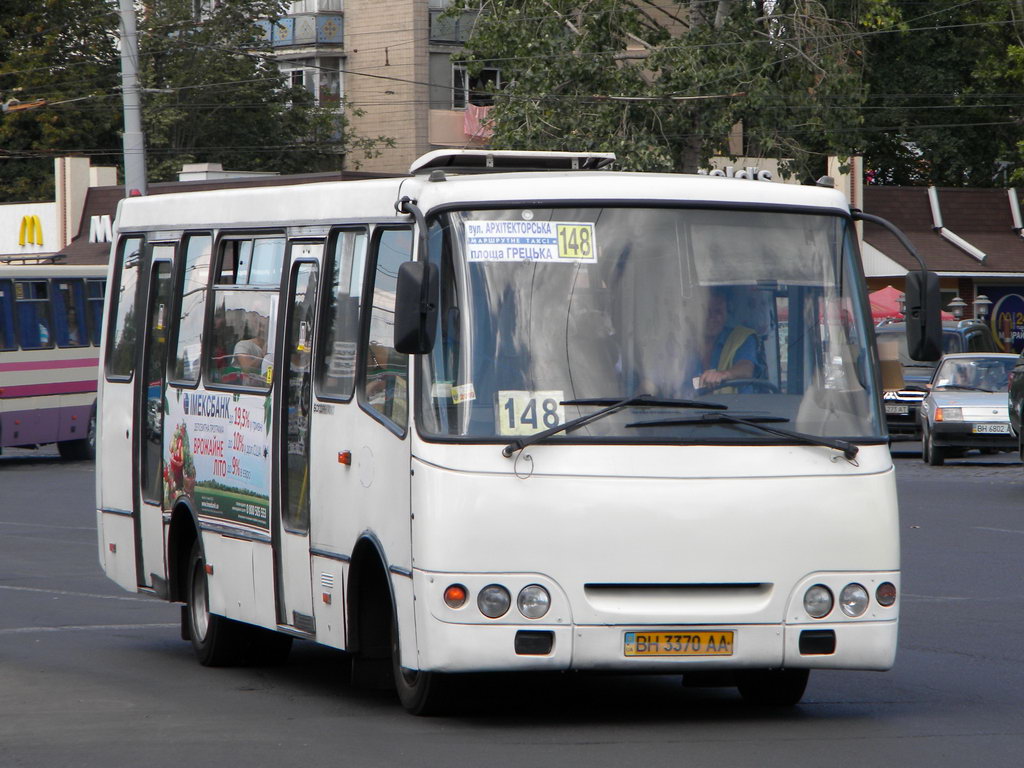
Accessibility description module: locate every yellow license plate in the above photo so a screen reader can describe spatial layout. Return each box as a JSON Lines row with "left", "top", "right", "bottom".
{"left": 624, "top": 630, "right": 734, "bottom": 657}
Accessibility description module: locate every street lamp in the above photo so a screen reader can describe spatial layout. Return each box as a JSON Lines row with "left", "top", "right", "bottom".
{"left": 947, "top": 296, "right": 967, "bottom": 320}
{"left": 974, "top": 294, "right": 992, "bottom": 322}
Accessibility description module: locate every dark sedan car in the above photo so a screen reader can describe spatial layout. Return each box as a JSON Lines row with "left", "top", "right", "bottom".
{"left": 876, "top": 319, "right": 997, "bottom": 441}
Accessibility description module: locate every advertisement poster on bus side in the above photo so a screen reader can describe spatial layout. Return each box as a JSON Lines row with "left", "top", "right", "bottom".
{"left": 163, "top": 388, "right": 271, "bottom": 531}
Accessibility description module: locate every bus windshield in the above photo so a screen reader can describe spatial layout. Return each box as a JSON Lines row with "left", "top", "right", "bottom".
{"left": 418, "top": 206, "right": 884, "bottom": 444}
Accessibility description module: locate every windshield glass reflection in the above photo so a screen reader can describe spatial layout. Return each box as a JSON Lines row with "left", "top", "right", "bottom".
{"left": 417, "top": 206, "right": 884, "bottom": 444}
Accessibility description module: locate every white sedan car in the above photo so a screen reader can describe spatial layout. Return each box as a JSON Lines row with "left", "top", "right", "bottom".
{"left": 918, "top": 353, "right": 1017, "bottom": 466}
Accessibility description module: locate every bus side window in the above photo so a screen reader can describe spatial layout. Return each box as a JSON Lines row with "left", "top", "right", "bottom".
{"left": 14, "top": 280, "right": 54, "bottom": 350}
{"left": 52, "top": 279, "right": 89, "bottom": 348}
{"left": 170, "top": 234, "right": 213, "bottom": 383}
{"left": 107, "top": 236, "right": 145, "bottom": 379}
{"left": 0, "top": 280, "right": 15, "bottom": 350}
{"left": 317, "top": 229, "right": 368, "bottom": 399}
{"left": 86, "top": 279, "right": 106, "bottom": 346}
{"left": 206, "top": 236, "right": 283, "bottom": 389}
{"left": 360, "top": 228, "right": 412, "bottom": 428}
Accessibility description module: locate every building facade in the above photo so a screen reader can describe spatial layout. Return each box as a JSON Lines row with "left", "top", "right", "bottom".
{"left": 260, "top": 0, "right": 487, "bottom": 174}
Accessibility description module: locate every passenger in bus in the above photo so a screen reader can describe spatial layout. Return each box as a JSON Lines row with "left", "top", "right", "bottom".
{"left": 222, "top": 338, "right": 266, "bottom": 386}
{"left": 688, "top": 287, "right": 760, "bottom": 394}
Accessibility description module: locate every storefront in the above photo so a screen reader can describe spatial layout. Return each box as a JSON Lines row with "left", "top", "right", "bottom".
{"left": 861, "top": 185, "right": 1024, "bottom": 353}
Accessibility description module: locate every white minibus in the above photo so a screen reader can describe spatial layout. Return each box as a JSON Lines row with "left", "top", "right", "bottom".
{"left": 96, "top": 150, "right": 939, "bottom": 714}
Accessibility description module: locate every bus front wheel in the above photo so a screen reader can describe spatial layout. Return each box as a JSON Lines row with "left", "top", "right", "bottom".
{"left": 391, "top": 614, "right": 448, "bottom": 716}
{"left": 736, "top": 668, "right": 809, "bottom": 706}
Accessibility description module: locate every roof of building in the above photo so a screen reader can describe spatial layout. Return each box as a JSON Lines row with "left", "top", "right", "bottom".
{"left": 862, "top": 186, "right": 1024, "bottom": 275}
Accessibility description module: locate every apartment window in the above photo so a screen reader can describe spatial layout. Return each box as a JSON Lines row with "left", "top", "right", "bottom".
{"left": 452, "top": 64, "right": 500, "bottom": 109}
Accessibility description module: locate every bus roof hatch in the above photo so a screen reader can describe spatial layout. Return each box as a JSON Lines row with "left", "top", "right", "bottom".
{"left": 409, "top": 149, "right": 616, "bottom": 175}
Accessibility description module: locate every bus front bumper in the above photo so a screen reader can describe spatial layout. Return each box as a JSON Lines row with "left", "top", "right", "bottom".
{"left": 414, "top": 617, "right": 897, "bottom": 674}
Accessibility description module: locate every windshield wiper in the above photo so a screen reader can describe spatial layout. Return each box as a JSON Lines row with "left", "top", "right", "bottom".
{"left": 935, "top": 385, "right": 991, "bottom": 393}
{"left": 501, "top": 393, "right": 726, "bottom": 458}
{"left": 626, "top": 412, "right": 859, "bottom": 461}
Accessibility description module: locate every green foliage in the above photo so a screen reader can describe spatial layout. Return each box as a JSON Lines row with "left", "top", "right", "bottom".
{"left": 452, "top": 0, "right": 883, "bottom": 179}
{"left": 454, "top": 0, "right": 1024, "bottom": 186}
{"left": 0, "top": 0, "right": 123, "bottom": 202}
{"left": 138, "top": 0, "right": 392, "bottom": 180}
{"left": 0, "top": 0, "right": 392, "bottom": 202}
{"left": 859, "top": 0, "right": 1024, "bottom": 186}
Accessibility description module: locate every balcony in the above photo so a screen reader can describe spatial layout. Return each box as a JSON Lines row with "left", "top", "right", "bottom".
{"left": 257, "top": 14, "right": 343, "bottom": 48}
{"left": 429, "top": 9, "right": 478, "bottom": 44}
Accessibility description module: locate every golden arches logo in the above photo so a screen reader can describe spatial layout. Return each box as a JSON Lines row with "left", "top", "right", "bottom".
{"left": 18, "top": 215, "right": 43, "bottom": 246}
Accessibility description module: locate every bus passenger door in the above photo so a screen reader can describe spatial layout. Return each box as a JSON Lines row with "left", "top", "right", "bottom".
{"left": 274, "top": 255, "right": 320, "bottom": 631}
{"left": 135, "top": 255, "right": 173, "bottom": 591}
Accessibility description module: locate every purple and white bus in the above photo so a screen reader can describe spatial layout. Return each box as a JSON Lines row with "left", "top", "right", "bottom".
{"left": 0, "top": 259, "right": 105, "bottom": 459}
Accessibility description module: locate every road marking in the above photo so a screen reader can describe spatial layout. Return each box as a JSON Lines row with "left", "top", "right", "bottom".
{"left": 902, "top": 593, "right": 970, "bottom": 601}
{"left": 0, "top": 623, "right": 178, "bottom": 636}
{"left": 0, "top": 585, "right": 154, "bottom": 602}
{"left": 0, "top": 520, "right": 96, "bottom": 531}
{"left": 975, "top": 526, "right": 1024, "bottom": 535}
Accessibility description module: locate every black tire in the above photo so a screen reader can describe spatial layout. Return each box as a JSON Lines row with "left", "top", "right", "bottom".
{"left": 56, "top": 405, "right": 96, "bottom": 461}
{"left": 737, "top": 668, "right": 809, "bottom": 706}
{"left": 924, "top": 429, "right": 945, "bottom": 466}
{"left": 186, "top": 541, "right": 243, "bottom": 666}
{"left": 391, "top": 607, "right": 448, "bottom": 716}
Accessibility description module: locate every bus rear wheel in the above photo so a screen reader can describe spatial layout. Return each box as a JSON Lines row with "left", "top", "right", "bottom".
{"left": 186, "top": 541, "right": 243, "bottom": 666}
{"left": 736, "top": 668, "right": 809, "bottom": 706}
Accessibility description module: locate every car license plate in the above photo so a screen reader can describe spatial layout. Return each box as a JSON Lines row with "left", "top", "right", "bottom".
{"left": 624, "top": 630, "right": 734, "bottom": 657}
{"left": 973, "top": 423, "right": 1010, "bottom": 434}
{"left": 885, "top": 404, "right": 909, "bottom": 415}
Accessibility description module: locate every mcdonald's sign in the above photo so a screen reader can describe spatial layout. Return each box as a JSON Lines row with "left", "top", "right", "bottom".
{"left": 18, "top": 215, "right": 44, "bottom": 246}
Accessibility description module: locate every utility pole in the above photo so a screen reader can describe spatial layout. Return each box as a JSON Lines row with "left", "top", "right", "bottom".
{"left": 118, "top": 0, "right": 147, "bottom": 196}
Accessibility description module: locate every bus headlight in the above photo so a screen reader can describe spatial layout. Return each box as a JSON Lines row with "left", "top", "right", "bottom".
{"left": 478, "top": 585, "right": 511, "bottom": 618}
{"left": 803, "top": 584, "right": 833, "bottom": 618}
{"left": 517, "top": 585, "right": 550, "bottom": 619}
{"left": 839, "top": 583, "right": 869, "bottom": 617}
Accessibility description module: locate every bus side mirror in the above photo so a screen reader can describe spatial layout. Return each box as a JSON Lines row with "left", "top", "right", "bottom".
{"left": 394, "top": 261, "right": 439, "bottom": 355}
{"left": 905, "top": 270, "right": 941, "bottom": 362}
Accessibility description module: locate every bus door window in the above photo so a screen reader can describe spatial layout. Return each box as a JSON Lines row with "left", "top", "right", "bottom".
{"left": 282, "top": 261, "right": 319, "bottom": 533}
{"left": 206, "top": 236, "right": 284, "bottom": 389}
{"left": 317, "top": 229, "right": 368, "bottom": 400}
{"left": 14, "top": 280, "right": 54, "bottom": 349}
{"left": 360, "top": 228, "right": 412, "bottom": 428}
{"left": 52, "top": 279, "right": 89, "bottom": 348}
{"left": 107, "top": 236, "right": 145, "bottom": 380}
{"left": 86, "top": 279, "right": 105, "bottom": 346}
{"left": 0, "top": 280, "right": 15, "bottom": 350}
{"left": 142, "top": 258, "right": 173, "bottom": 505}
{"left": 170, "top": 234, "right": 213, "bottom": 384}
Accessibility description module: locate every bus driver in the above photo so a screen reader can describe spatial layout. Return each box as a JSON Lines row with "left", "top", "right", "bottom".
{"left": 688, "top": 287, "right": 759, "bottom": 393}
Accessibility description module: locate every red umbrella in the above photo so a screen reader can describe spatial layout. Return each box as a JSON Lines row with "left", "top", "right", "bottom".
{"left": 869, "top": 285, "right": 905, "bottom": 321}
{"left": 870, "top": 285, "right": 954, "bottom": 321}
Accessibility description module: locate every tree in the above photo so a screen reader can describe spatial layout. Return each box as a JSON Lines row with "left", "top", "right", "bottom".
{"left": 137, "top": 0, "right": 392, "bottom": 181}
{"left": 451, "top": 0, "right": 898, "bottom": 179}
{"left": 0, "top": 0, "right": 393, "bottom": 202}
{"left": 0, "top": 0, "right": 123, "bottom": 202}
{"left": 859, "top": 0, "right": 1024, "bottom": 186}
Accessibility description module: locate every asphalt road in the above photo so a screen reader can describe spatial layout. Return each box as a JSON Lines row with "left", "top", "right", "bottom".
{"left": 2, "top": 444, "right": 1023, "bottom": 767}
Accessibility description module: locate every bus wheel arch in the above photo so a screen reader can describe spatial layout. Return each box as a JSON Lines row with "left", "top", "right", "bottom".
{"left": 347, "top": 536, "right": 448, "bottom": 714}
{"left": 167, "top": 500, "right": 199, "bottom": 604}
